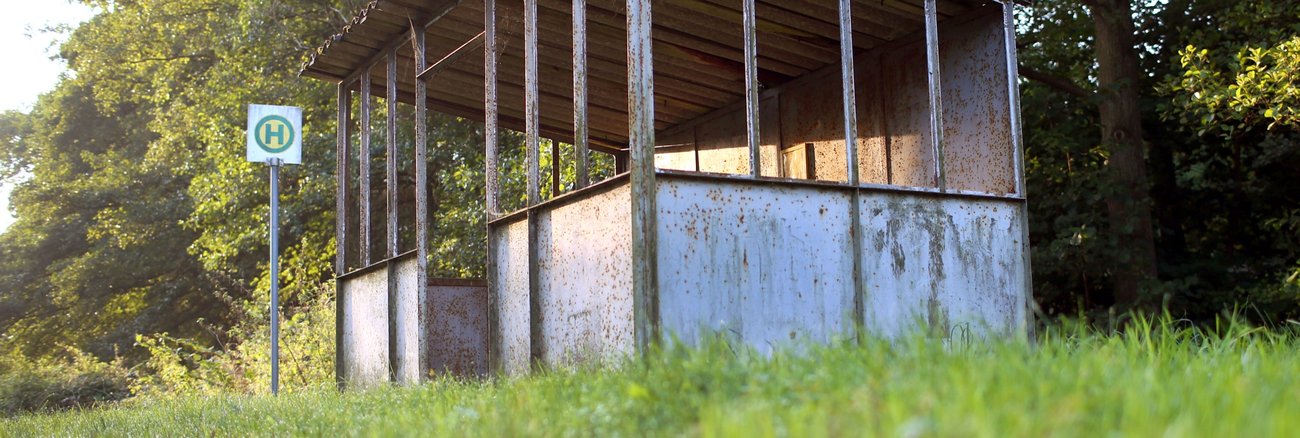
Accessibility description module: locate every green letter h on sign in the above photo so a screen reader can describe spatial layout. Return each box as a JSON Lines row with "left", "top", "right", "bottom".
{"left": 264, "top": 123, "right": 286, "bottom": 145}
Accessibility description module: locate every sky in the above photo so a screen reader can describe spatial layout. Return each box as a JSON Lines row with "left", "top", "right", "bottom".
{"left": 0, "top": 1, "right": 96, "bottom": 231}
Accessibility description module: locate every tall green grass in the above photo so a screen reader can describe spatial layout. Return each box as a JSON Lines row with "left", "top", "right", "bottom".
{"left": 4, "top": 317, "right": 1298, "bottom": 437}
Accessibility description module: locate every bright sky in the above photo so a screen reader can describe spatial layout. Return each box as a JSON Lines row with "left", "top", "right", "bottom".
{"left": 0, "top": 1, "right": 96, "bottom": 232}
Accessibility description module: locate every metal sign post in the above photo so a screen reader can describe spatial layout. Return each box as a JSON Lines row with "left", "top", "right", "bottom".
{"left": 268, "top": 157, "right": 282, "bottom": 395}
{"left": 247, "top": 104, "right": 302, "bottom": 396}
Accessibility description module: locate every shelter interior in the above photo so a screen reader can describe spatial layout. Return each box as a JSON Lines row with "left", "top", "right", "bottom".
{"left": 303, "top": 0, "right": 1030, "bottom": 385}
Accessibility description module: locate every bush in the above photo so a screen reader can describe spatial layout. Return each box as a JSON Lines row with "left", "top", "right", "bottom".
{"left": 0, "top": 348, "right": 132, "bottom": 417}
{"left": 131, "top": 280, "right": 336, "bottom": 396}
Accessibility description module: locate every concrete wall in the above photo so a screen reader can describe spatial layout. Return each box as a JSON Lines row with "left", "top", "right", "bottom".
{"left": 339, "top": 254, "right": 489, "bottom": 386}
{"left": 656, "top": 177, "right": 856, "bottom": 351}
{"left": 655, "top": 174, "right": 1027, "bottom": 346}
{"left": 859, "top": 192, "right": 1027, "bottom": 339}
{"left": 338, "top": 267, "right": 389, "bottom": 388}
{"left": 489, "top": 182, "right": 636, "bottom": 373}
{"left": 427, "top": 280, "right": 490, "bottom": 376}
{"left": 490, "top": 219, "right": 531, "bottom": 375}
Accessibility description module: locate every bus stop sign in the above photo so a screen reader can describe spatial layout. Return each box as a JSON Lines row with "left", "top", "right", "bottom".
{"left": 247, "top": 104, "right": 302, "bottom": 164}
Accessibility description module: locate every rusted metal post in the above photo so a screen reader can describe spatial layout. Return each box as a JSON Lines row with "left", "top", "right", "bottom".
{"left": 1002, "top": 0, "right": 1034, "bottom": 340}
{"left": 335, "top": 85, "right": 352, "bottom": 275}
{"left": 385, "top": 49, "right": 399, "bottom": 383}
{"left": 485, "top": 0, "right": 499, "bottom": 218}
{"left": 1003, "top": 2, "right": 1026, "bottom": 198}
{"left": 573, "top": 0, "right": 589, "bottom": 189}
{"left": 525, "top": 0, "right": 540, "bottom": 206}
{"left": 524, "top": 0, "right": 544, "bottom": 368}
{"left": 483, "top": 0, "right": 503, "bottom": 376}
{"left": 742, "top": 0, "right": 760, "bottom": 177}
{"left": 412, "top": 26, "right": 431, "bottom": 379}
{"left": 838, "top": 0, "right": 866, "bottom": 333}
{"left": 924, "top": 0, "right": 947, "bottom": 191}
{"left": 838, "top": 0, "right": 859, "bottom": 187}
{"left": 387, "top": 51, "right": 399, "bottom": 258}
{"left": 334, "top": 81, "right": 351, "bottom": 389}
{"left": 551, "top": 140, "right": 560, "bottom": 196}
{"left": 359, "top": 66, "right": 372, "bottom": 266}
{"left": 627, "top": 0, "right": 659, "bottom": 351}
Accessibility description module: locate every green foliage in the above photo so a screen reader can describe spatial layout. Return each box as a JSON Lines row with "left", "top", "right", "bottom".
{"left": 132, "top": 280, "right": 336, "bottom": 396}
{"left": 0, "top": 348, "right": 131, "bottom": 417}
{"left": 5, "top": 318, "right": 1300, "bottom": 436}
{"left": 1020, "top": 0, "right": 1300, "bottom": 319}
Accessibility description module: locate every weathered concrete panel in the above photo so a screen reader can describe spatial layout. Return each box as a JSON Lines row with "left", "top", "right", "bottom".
{"left": 536, "top": 184, "right": 634, "bottom": 365}
{"left": 693, "top": 96, "right": 781, "bottom": 177}
{"left": 655, "top": 129, "right": 696, "bottom": 171}
{"left": 859, "top": 193, "right": 1027, "bottom": 338}
{"left": 490, "top": 219, "right": 531, "bottom": 375}
{"left": 656, "top": 176, "right": 856, "bottom": 352}
{"left": 339, "top": 268, "right": 389, "bottom": 388}
{"left": 427, "top": 280, "right": 489, "bottom": 377}
{"left": 391, "top": 255, "right": 420, "bottom": 384}
{"left": 938, "top": 11, "right": 1015, "bottom": 195}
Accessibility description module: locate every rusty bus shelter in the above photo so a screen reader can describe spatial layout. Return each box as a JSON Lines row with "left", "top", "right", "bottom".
{"left": 303, "top": 0, "right": 1032, "bottom": 387}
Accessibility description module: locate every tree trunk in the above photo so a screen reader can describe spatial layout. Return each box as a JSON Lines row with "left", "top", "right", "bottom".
{"left": 1088, "top": 0, "right": 1159, "bottom": 307}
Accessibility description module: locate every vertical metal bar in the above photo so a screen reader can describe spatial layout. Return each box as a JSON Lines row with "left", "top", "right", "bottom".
{"left": 527, "top": 211, "right": 543, "bottom": 367}
{"left": 924, "top": 0, "right": 947, "bottom": 190}
{"left": 413, "top": 27, "right": 431, "bottom": 380}
{"left": 385, "top": 51, "right": 400, "bottom": 383}
{"left": 387, "top": 51, "right": 399, "bottom": 257}
{"left": 359, "top": 67, "right": 372, "bottom": 266}
{"left": 838, "top": 0, "right": 859, "bottom": 186}
{"left": 627, "top": 0, "right": 659, "bottom": 351}
{"left": 336, "top": 84, "right": 351, "bottom": 274}
{"left": 1002, "top": 1, "right": 1035, "bottom": 341}
{"left": 485, "top": 0, "right": 500, "bottom": 217}
{"left": 268, "top": 158, "right": 281, "bottom": 396}
{"left": 838, "top": 0, "right": 866, "bottom": 336}
{"left": 524, "top": 0, "right": 544, "bottom": 369}
{"left": 551, "top": 140, "right": 560, "bottom": 196}
{"left": 525, "top": 0, "right": 540, "bottom": 206}
{"left": 573, "top": 0, "right": 590, "bottom": 189}
{"left": 334, "top": 82, "right": 351, "bottom": 389}
{"left": 484, "top": 0, "right": 502, "bottom": 376}
{"left": 1003, "top": 2, "right": 1026, "bottom": 197}
{"left": 743, "top": 0, "right": 761, "bottom": 178}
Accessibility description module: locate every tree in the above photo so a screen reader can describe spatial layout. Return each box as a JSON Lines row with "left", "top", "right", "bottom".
{"left": 1083, "top": 0, "right": 1160, "bottom": 308}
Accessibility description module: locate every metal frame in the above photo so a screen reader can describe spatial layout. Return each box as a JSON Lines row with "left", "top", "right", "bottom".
{"left": 924, "top": 0, "right": 948, "bottom": 191}
{"left": 1000, "top": 0, "right": 1035, "bottom": 341}
{"left": 325, "top": 0, "right": 1033, "bottom": 382}
{"left": 742, "top": 0, "right": 760, "bottom": 178}
{"left": 627, "top": 0, "right": 659, "bottom": 351}
{"left": 837, "top": 0, "right": 868, "bottom": 334}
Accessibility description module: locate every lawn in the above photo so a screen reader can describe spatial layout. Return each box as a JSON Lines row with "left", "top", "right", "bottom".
{"left": 4, "top": 319, "right": 1298, "bottom": 437}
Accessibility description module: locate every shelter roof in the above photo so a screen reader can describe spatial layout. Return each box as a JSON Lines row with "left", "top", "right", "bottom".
{"left": 301, "top": 0, "right": 1006, "bottom": 151}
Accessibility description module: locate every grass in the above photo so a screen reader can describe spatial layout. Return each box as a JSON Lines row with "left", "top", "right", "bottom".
{"left": 3, "top": 318, "right": 1299, "bottom": 437}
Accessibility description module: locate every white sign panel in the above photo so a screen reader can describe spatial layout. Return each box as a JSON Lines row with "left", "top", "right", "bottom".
{"left": 247, "top": 104, "right": 303, "bottom": 165}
